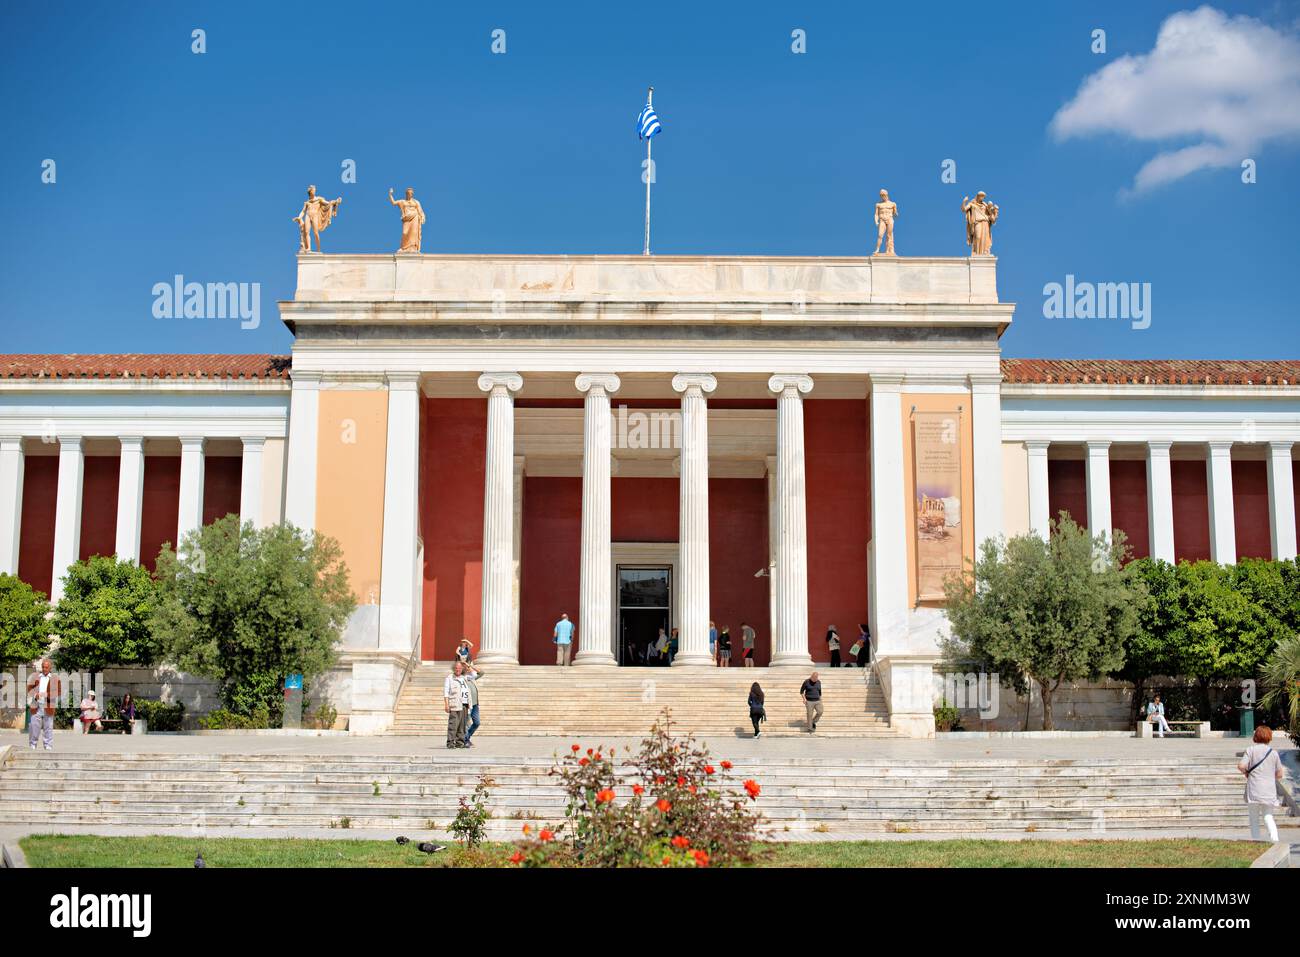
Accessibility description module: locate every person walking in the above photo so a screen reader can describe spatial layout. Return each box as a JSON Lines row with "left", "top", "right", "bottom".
{"left": 553, "top": 612, "right": 575, "bottom": 667}
{"left": 1238, "top": 726, "right": 1284, "bottom": 842}
{"left": 443, "top": 662, "right": 469, "bottom": 749}
{"left": 26, "top": 659, "right": 60, "bottom": 751}
{"left": 462, "top": 664, "right": 482, "bottom": 747}
{"left": 718, "top": 626, "right": 732, "bottom": 668}
{"left": 748, "top": 682, "right": 766, "bottom": 738}
{"left": 740, "top": 622, "right": 756, "bottom": 667}
{"left": 800, "top": 671, "right": 824, "bottom": 733}
{"left": 1145, "top": 694, "right": 1173, "bottom": 737}
{"left": 854, "top": 624, "right": 871, "bottom": 667}
{"left": 826, "top": 625, "right": 841, "bottom": 668}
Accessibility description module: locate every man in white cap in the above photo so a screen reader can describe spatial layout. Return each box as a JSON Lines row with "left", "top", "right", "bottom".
{"left": 79, "top": 688, "right": 103, "bottom": 733}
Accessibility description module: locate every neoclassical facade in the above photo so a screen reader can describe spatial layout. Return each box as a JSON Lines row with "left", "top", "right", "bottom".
{"left": 1, "top": 254, "right": 1297, "bottom": 736}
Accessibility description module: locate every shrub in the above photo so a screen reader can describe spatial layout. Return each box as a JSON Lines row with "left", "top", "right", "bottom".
{"left": 134, "top": 698, "right": 185, "bottom": 732}
{"left": 51, "top": 556, "right": 157, "bottom": 677}
{"left": 449, "top": 775, "right": 494, "bottom": 849}
{"left": 0, "top": 573, "right": 51, "bottom": 671}
{"left": 304, "top": 702, "right": 338, "bottom": 730}
{"left": 199, "top": 706, "right": 271, "bottom": 730}
{"left": 933, "top": 700, "right": 959, "bottom": 732}
{"left": 510, "top": 711, "right": 764, "bottom": 868}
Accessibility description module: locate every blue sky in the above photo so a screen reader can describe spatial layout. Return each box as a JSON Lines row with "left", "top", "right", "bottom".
{"left": 1, "top": 0, "right": 1297, "bottom": 359}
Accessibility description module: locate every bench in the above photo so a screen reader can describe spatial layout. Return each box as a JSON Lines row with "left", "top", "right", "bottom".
{"left": 73, "top": 718, "right": 147, "bottom": 735}
{"left": 1137, "top": 719, "right": 1210, "bottom": 738}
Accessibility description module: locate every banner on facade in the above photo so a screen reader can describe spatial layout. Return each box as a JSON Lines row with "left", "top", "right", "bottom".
{"left": 912, "top": 410, "right": 963, "bottom": 601}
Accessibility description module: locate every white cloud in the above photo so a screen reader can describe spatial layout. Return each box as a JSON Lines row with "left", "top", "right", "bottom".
{"left": 1050, "top": 6, "right": 1300, "bottom": 193}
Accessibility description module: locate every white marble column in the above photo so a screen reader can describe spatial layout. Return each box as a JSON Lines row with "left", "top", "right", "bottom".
{"left": 50, "top": 436, "right": 85, "bottom": 603}
{"left": 512, "top": 455, "right": 525, "bottom": 650}
{"left": 867, "top": 374, "right": 908, "bottom": 654}
{"left": 1206, "top": 441, "right": 1236, "bottom": 564}
{"left": 768, "top": 374, "right": 815, "bottom": 667}
{"left": 574, "top": 373, "right": 621, "bottom": 666}
{"left": 114, "top": 437, "right": 145, "bottom": 563}
{"left": 1085, "top": 440, "right": 1112, "bottom": 539}
{"left": 378, "top": 374, "right": 422, "bottom": 652}
{"left": 671, "top": 373, "right": 716, "bottom": 667}
{"left": 1266, "top": 442, "right": 1297, "bottom": 560}
{"left": 476, "top": 373, "right": 523, "bottom": 665}
{"left": 765, "top": 454, "right": 777, "bottom": 662}
{"left": 176, "top": 436, "right": 206, "bottom": 550}
{"left": 283, "top": 371, "right": 321, "bottom": 531}
{"left": 0, "top": 436, "right": 24, "bottom": 575}
{"left": 1146, "top": 440, "right": 1175, "bottom": 562}
{"left": 1025, "top": 440, "right": 1050, "bottom": 541}
{"left": 969, "top": 373, "right": 1004, "bottom": 549}
{"left": 239, "top": 436, "right": 266, "bottom": 528}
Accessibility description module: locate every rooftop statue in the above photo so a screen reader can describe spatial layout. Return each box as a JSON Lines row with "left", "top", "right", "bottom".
{"left": 389, "top": 187, "right": 427, "bottom": 253}
{"left": 873, "top": 189, "right": 898, "bottom": 256}
{"left": 961, "top": 191, "right": 999, "bottom": 256}
{"left": 293, "top": 185, "right": 342, "bottom": 253}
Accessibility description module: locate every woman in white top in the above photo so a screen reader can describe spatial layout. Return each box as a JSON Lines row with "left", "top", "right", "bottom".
{"left": 1237, "top": 725, "right": 1285, "bottom": 842}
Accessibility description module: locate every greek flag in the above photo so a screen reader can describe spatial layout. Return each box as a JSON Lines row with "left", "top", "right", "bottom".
{"left": 637, "top": 100, "right": 661, "bottom": 140}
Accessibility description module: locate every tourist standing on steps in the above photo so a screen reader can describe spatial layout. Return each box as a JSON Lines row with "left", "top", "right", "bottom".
{"left": 26, "top": 658, "right": 60, "bottom": 751}
{"left": 740, "top": 622, "right": 756, "bottom": 667}
{"left": 1238, "top": 726, "right": 1284, "bottom": 842}
{"left": 801, "top": 671, "right": 823, "bottom": 733}
{"left": 748, "top": 682, "right": 766, "bottom": 738}
{"left": 553, "top": 612, "right": 575, "bottom": 666}
{"left": 854, "top": 624, "right": 871, "bottom": 667}
{"left": 443, "top": 661, "right": 469, "bottom": 749}
{"left": 669, "top": 627, "right": 679, "bottom": 664}
{"left": 456, "top": 638, "right": 474, "bottom": 665}
{"left": 708, "top": 620, "right": 718, "bottom": 665}
{"left": 655, "top": 627, "right": 671, "bottom": 665}
{"left": 826, "top": 625, "right": 841, "bottom": 667}
{"left": 718, "top": 625, "right": 732, "bottom": 668}
{"left": 462, "top": 663, "right": 482, "bottom": 747}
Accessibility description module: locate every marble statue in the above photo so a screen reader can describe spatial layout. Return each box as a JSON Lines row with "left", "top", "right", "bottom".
{"left": 293, "top": 185, "right": 342, "bottom": 253}
{"left": 961, "top": 191, "right": 999, "bottom": 256}
{"left": 389, "top": 188, "right": 427, "bottom": 253}
{"left": 873, "top": 189, "right": 898, "bottom": 256}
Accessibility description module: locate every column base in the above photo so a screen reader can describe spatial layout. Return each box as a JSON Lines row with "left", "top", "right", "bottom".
{"left": 670, "top": 652, "right": 715, "bottom": 668}
{"left": 473, "top": 652, "right": 520, "bottom": 667}
{"left": 768, "top": 652, "right": 815, "bottom": 668}
{"left": 572, "top": 653, "right": 617, "bottom": 667}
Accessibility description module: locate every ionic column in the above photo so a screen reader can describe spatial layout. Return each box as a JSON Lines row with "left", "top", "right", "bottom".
{"left": 969, "top": 373, "right": 1004, "bottom": 548}
{"left": 1025, "top": 440, "right": 1050, "bottom": 541}
{"left": 867, "top": 374, "right": 908, "bottom": 655}
{"left": 114, "top": 437, "right": 145, "bottom": 562}
{"left": 1206, "top": 440, "right": 1236, "bottom": 564}
{"left": 765, "top": 454, "right": 777, "bottom": 662}
{"left": 512, "top": 454, "right": 525, "bottom": 651}
{"left": 0, "top": 436, "right": 24, "bottom": 575}
{"left": 768, "top": 374, "right": 814, "bottom": 667}
{"left": 1146, "top": 440, "right": 1175, "bottom": 562}
{"left": 670, "top": 373, "right": 717, "bottom": 667}
{"left": 239, "top": 436, "right": 266, "bottom": 528}
{"left": 283, "top": 371, "right": 321, "bottom": 531}
{"left": 1266, "top": 442, "right": 1297, "bottom": 560}
{"left": 176, "top": 436, "right": 206, "bottom": 550}
{"left": 476, "top": 373, "right": 523, "bottom": 665}
{"left": 378, "top": 374, "right": 422, "bottom": 652}
{"left": 1085, "top": 440, "right": 1112, "bottom": 539}
{"left": 574, "top": 373, "right": 621, "bottom": 666}
{"left": 50, "top": 436, "right": 85, "bottom": 603}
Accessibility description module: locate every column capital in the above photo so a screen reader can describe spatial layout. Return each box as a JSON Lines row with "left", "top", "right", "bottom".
{"left": 1207, "top": 439, "right": 1235, "bottom": 455}
{"left": 1085, "top": 439, "right": 1111, "bottom": 454}
{"left": 239, "top": 435, "right": 267, "bottom": 451}
{"left": 575, "top": 373, "right": 621, "bottom": 396}
{"left": 1267, "top": 440, "right": 1295, "bottom": 457}
{"left": 179, "top": 435, "right": 207, "bottom": 451}
{"left": 118, "top": 436, "right": 145, "bottom": 452}
{"left": 867, "top": 372, "right": 904, "bottom": 392}
{"left": 385, "top": 372, "right": 422, "bottom": 391}
{"left": 767, "top": 374, "right": 814, "bottom": 397}
{"left": 477, "top": 372, "right": 523, "bottom": 395}
{"left": 1146, "top": 439, "right": 1173, "bottom": 455}
{"left": 671, "top": 373, "right": 717, "bottom": 396}
{"left": 1024, "top": 439, "right": 1051, "bottom": 455}
{"left": 0, "top": 435, "right": 24, "bottom": 452}
{"left": 58, "top": 435, "right": 84, "bottom": 450}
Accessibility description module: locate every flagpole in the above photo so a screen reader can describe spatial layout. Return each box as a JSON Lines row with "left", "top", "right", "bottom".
{"left": 643, "top": 86, "right": 653, "bottom": 256}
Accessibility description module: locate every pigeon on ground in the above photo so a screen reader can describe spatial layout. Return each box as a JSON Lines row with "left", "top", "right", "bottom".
{"left": 395, "top": 836, "right": 410, "bottom": 845}
{"left": 194, "top": 852, "right": 206, "bottom": 869}
{"left": 417, "top": 843, "right": 447, "bottom": 854}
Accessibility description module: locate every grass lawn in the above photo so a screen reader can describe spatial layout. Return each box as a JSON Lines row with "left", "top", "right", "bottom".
{"left": 18, "top": 835, "right": 1263, "bottom": 868}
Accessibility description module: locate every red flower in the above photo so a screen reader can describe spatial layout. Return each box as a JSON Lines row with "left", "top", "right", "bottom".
{"left": 571, "top": 744, "right": 580, "bottom": 752}
{"left": 671, "top": 835, "right": 690, "bottom": 848}
{"left": 721, "top": 761, "right": 733, "bottom": 770}
{"left": 522, "top": 823, "right": 531, "bottom": 835}
{"left": 692, "top": 850, "right": 710, "bottom": 867}
{"left": 661, "top": 856, "right": 671, "bottom": 866}
{"left": 676, "top": 776, "right": 686, "bottom": 787}
{"left": 632, "top": 785, "right": 645, "bottom": 796}
{"left": 596, "top": 788, "right": 616, "bottom": 804}
{"left": 704, "top": 765, "right": 715, "bottom": 775}
{"left": 578, "top": 758, "right": 590, "bottom": 766}
{"left": 510, "top": 851, "right": 524, "bottom": 864}
{"left": 595, "top": 752, "right": 603, "bottom": 761}
{"left": 539, "top": 829, "right": 554, "bottom": 843}
{"left": 587, "top": 748, "right": 594, "bottom": 756}
{"left": 656, "top": 799, "right": 671, "bottom": 813}
{"left": 655, "top": 776, "right": 665, "bottom": 785}
{"left": 743, "top": 779, "right": 761, "bottom": 798}
{"left": 687, "top": 785, "right": 697, "bottom": 794}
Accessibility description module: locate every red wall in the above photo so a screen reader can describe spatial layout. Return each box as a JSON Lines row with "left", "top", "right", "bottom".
{"left": 805, "top": 400, "right": 868, "bottom": 662}
{"left": 708, "top": 478, "right": 770, "bottom": 665}
{"left": 1109, "top": 460, "right": 1149, "bottom": 560}
{"left": 519, "top": 477, "right": 581, "bottom": 664}
{"left": 420, "top": 398, "right": 486, "bottom": 660}
{"left": 1232, "top": 460, "right": 1271, "bottom": 560}
{"left": 139, "top": 456, "right": 180, "bottom": 572}
{"left": 1170, "top": 460, "right": 1211, "bottom": 562}
{"left": 79, "top": 456, "right": 120, "bottom": 562}
{"left": 202, "top": 456, "right": 243, "bottom": 527}
{"left": 1047, "top": 459, "right": 1087, "bottom": 529}
{"left": 17, "top": 457, "right": 58, "bottom": 597}
{"left": 612, "top": 477, "right": 678, "bottom": 542}
{"left": 1295, "top": 461, "right": 1300, "bottom": 552}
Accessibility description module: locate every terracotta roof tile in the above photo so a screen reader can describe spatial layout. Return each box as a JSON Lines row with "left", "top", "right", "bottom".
{"left": 0, "top": 355, "right": 291, "bottom": 381}
{"left": 1000, "top": 359, "right": 1300, "bottom": 387}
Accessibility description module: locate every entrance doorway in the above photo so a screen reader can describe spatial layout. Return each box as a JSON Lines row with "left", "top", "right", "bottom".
{"left": 618, "top": 566, "right": 671, "bottom": 666}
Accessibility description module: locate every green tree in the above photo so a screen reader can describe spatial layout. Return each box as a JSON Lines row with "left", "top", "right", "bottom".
{"left": 150, "top": 516, "right": 355, "bottom": 722}
{"left": 0, "top": 573, "right": 51, "bottom": 671}
{"left": 50, "top": 555, "right": 158, "bottom": 678}
{"left": 1260, "top": 635, "right": 1300, "bottom": 739}
{"left": 1118, "top": 557, "right": 1183, "bottom": 720}
{"left": 942, "top": 513, "right": 1144, "bottom": 730}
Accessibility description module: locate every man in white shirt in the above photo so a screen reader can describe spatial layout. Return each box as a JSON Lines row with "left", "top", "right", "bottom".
{"left": 443, "top": 661, "right": 469, "bottom": 749}
{"left": 26, "top": 658, "right": 60, "bottom": 751}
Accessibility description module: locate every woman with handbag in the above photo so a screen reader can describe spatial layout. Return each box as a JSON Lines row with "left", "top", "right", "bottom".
{"left": 1237, "top": 726, "right": 1284, "bottom": 842}
{"left": 748, "top": 683, "right": 766, "bottom": 739}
